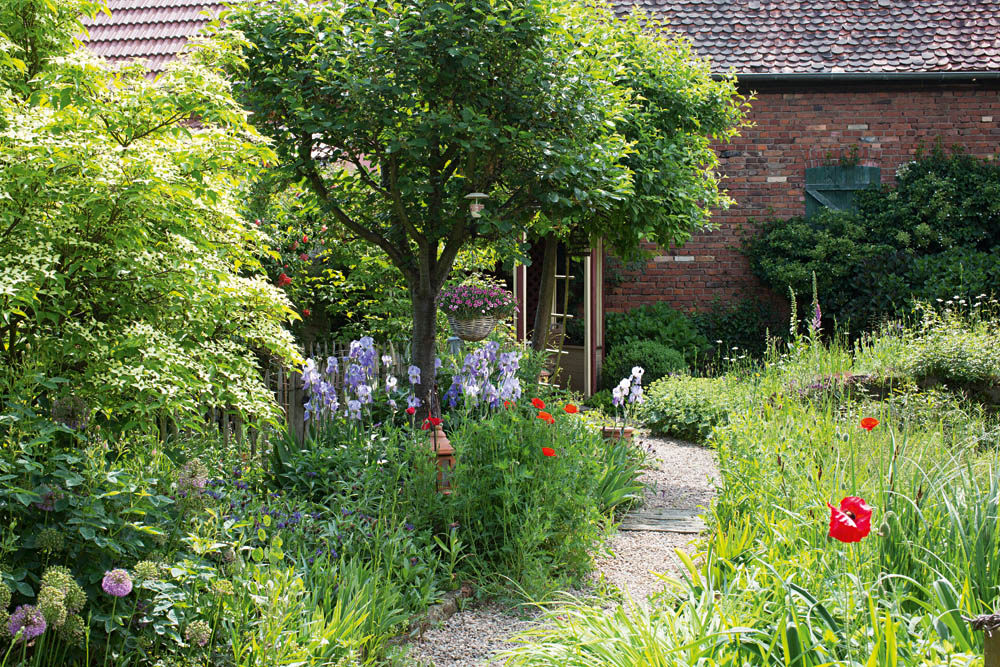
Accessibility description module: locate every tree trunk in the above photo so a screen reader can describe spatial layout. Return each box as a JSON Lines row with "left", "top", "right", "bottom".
{"left": 410, "top": 285, "right": 440, "bottom": 416}
{"left": 531, "top": 234, "right": 559, "bottom": 352}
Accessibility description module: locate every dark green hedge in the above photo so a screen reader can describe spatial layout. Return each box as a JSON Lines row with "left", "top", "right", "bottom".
{"left": 745, "top": 147, "right": 1000, "bottom": 331}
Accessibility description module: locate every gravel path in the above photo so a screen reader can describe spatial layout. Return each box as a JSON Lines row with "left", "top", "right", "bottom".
{"left": 405, "top": 434, "right": 718, "bottom": 666}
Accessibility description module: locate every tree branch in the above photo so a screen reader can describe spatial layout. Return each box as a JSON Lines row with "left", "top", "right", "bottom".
{"left": 432, "top": 219, "right": 470, "bottom": 288}
{"left": 387, "top": 155, "right": 427, "bottom": 250}
{"left": 296, "top": 139, "right": 414, "bottom": 280}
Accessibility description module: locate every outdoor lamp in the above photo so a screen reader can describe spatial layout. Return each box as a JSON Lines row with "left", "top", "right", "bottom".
{"left": 465, "top": 192, "right": 488, "bottom": 218}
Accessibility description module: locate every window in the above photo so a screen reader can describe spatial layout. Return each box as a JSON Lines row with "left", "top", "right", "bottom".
{"left": 805, "top": 165, "right": 881, "bottom": 217}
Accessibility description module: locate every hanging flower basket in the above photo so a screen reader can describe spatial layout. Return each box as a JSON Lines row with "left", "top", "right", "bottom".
{"left": 447, "top": 315, "right": 498, "bottom": 342}
{"left": 439, "top": 277, "right": 515, "bottom": 342}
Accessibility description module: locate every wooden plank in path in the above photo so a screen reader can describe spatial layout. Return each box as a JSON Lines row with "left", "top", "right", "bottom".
{"left": 619, "top": 508, "right": 706, "bottom": 534}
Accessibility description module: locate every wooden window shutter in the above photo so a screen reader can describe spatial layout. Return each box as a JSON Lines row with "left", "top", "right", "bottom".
{"left": 805, "top": 165, "right": 881, "bottom": 217}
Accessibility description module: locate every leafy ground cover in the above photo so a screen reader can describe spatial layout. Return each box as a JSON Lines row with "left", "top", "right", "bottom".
{"left": 0, "top": 336, "right": 646, "bottom": 666}
{"left": 502, "top": 302, "right": 1000, "bottom": 666}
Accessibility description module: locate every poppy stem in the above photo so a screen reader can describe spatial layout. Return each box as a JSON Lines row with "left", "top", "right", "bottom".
{"left": 842, "top": 567, "right": 854, "bottom": 665}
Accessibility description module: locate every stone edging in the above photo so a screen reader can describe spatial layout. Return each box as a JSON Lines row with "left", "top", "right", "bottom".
{"left": 388, "top": 582, "right": 476, "bottom": 646}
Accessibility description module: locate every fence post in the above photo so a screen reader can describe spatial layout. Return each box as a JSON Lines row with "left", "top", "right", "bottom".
{"left": 970, "top": 614, "right": 1000, "bottom": 667}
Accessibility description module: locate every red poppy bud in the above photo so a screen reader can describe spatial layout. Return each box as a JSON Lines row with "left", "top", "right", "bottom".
{"left": 564, "top": 404, "right": 578, "bottom": 414}
{"left": 531, "top": 398, "right": 545, "bottom": 410}
{"left": 303, "top": 309, "right": 310, "bottom": 317}
{"left": 302, "top": 234, "right": 308, "bottom": 243}
{"left": 860, "top": 417, "right": 879, "bottom": 431}
{"left": 406, "top": 407, "right": 416, "bottom": 415}
{"left": 541, "top": 447, "right": 556, "bottom": 457}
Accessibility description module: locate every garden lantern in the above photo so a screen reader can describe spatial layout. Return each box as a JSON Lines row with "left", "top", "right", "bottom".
{"left": 428, "top": 422, "right": 455, "bottom": 495}
{"left": 464, "top": 192, "right": 488, "bottom": 218}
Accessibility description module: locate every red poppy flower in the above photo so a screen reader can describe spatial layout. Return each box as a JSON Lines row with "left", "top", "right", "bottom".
{"left": 536, "top": 411, "right": 554, "bottom": 424}
{"left": 827, "top": 496, "right": 873, "bottom": 543}
{"left": 564, "top": 404, "right": 578, "bottom": 414}
{"left": 541, "top": 447, "right": 556, "bottom": 457}
{"left": 302, "top": 309, "right": 311, "bottom": 317}
{"left": 421, "top": 415, "right": 442, "bottom": 430}
{"left": 302, "top": 234, "right": 309, "bottom": 243}
{"left": 531, "top": 398, "right": 545, "bottom": 410}
{"left": 406, "top": 407, "right": 416, "bottom": 415}
{"left": 277, "top": 273, "right": 292, "bottom": 287}
{"left": 860, "top": 417, "right": 879, "bottom": 431}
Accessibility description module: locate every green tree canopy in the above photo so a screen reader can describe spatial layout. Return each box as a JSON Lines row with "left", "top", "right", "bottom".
{"left": 0, "top": 2, "right": 298, "bottom": 433}
{"left": 226, "top": 0, "right": 745, "bottom": 404}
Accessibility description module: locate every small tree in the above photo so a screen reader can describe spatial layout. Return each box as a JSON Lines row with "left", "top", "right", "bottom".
{"left": 0, "top": 1, "right": 298, "bottom": 433}
{"left": 228, "top": 0, "right": 631, "bottom": 406}
{"left": 530, "top": 8, "right": 747, "bottom": 350}
{"left": 228, "top": 0, "right": 745, "bottom": 406}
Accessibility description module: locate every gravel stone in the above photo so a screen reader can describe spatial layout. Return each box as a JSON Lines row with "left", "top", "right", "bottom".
{"left": 405, "top": 433, "right": 718, "bottom": 666}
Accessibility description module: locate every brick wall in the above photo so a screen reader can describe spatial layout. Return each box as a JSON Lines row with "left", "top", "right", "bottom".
{"left": 604, "top": 83, "right": 1000, "bottom": 315}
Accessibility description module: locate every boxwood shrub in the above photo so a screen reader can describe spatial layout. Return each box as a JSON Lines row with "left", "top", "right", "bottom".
{"left": 601, "top": 341, "right": 687, "bottom": 389}
{"left": 638, "top": 375, "right": 735, "bottom": 442}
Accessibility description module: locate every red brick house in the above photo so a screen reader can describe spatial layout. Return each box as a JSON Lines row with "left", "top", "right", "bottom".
{"left": 84, "top": 0, "right": 1000, "bottom": 394}
{"left": 603, "top": 0, "right": 1000, "bottom": 316}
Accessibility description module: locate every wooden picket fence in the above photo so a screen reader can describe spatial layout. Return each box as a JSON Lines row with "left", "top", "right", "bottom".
{"left": 265, "top": 338, "right": 411, "bottom": 443}
{"left": 198, "top": 338, "right": 420, "bottom": 450}
{"left": 159, "top": 339, "right": 413, "bottom": 454}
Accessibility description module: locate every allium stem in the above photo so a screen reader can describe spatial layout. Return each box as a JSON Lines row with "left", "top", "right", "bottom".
{"left": 103, "top": 597, "right": 117, "bottom": 667}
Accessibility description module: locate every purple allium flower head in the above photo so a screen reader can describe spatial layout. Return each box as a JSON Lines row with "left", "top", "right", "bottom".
{"left": 51, "top": 395, "right": 90, "bottom": 430}
{"left": 9, "top": 605, "right": 46, "bottom": 642}
{"left": 33, "top": 486, "right": 61, "bottom": 512}
{"left": 102, "top": 569, "right": 132, "bottom": 597}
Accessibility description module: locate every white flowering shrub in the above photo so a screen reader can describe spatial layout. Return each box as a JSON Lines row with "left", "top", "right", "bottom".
{"left": 0, "top": 25, "right": 298, "bottom": 432}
